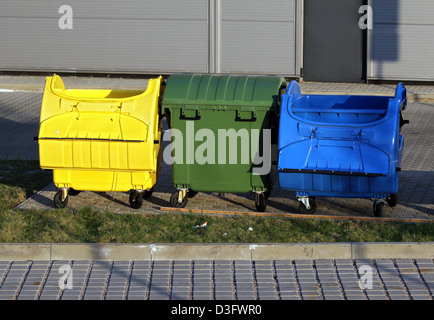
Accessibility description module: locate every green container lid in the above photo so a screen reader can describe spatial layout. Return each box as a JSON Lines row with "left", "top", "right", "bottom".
{"left": 162, "top": 74, "right": 285, "bottom": 110}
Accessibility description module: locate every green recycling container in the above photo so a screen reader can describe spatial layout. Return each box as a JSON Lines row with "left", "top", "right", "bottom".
{"left": 162, "top": 74, "right": 286, "bottom": 212}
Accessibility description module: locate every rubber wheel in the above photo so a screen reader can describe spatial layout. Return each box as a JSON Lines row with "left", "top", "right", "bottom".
{"left": 373, "top": 201, "right": 384, "bottom": 217}
{"left": 255, "top": 193, "right": 267, "bottom": 212}
{"left": 299, "top": 198, "right": 317, "bottom": 214}
{"left": 129, "top": 192, "right": 143, "bottom": 209}
{"left": 142, "top": 188, "right": 154, "bottom": 200}
{"left": 264, "top": 190, "right": 271, "bottom": 200}
{"left": 53, "top": 190, "right": 68, "bottom": 209}
{"left": 387, "top": 193, "right": 398, "bottom": 207}
{"left": 68, "top": 188, "right": 81, "bottom": 196}
{"left": 170, "top": 191, "right": 188, "bottom": 208}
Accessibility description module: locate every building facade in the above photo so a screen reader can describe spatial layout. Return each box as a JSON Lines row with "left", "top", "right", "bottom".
{"left": 0, "top": 0, "right": 432, "bottom": 82}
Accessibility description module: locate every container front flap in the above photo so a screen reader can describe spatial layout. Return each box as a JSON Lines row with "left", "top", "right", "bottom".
{"left": 39, "top": 109, "right": 148, "bottom": 141}
{"left": 162, "top": 74, "right": 285, "bottom": 109}
{"left": 39, "top": 75, "right": 164, "bottom": 141}
{"left": 278, "top": 138, "right": 390, "bottom": 176}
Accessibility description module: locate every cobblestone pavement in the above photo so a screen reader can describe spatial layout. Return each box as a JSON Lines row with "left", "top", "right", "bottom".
{"left": 0, "top": 259, "right": 433, "bottom": 300}
{"left": 1, "top": 76, "right": 433, "bottom": 219}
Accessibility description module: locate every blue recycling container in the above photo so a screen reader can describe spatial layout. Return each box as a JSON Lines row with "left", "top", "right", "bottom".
{"left": 277, "top": 81, "right": 407, "bottom": 217}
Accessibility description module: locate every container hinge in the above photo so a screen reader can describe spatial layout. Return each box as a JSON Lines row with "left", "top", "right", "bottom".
{"left": 235, "top": 110, "right": 256, "bottom": 122}
{"left": 180, "top": 109, "right": 201, "bottom": 120}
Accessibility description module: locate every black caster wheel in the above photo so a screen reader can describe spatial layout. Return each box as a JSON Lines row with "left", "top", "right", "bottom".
{"left": 299, "top": 198, "right": 317, "bottom": 214}
{"left": 255, "top": 193, "right": 267, "bottom": 212}
{"left": 386, "top": 193, "right": 398, "bottom": 207}
{"left": 264, "top": 190, "right": 271, "bottom": 200}
{"left": 129, "top": 191, "right": 143, "bottom": 209}
{"left": 53, "top": 190, "right": 69, "bottom": 208}
{"left": 170, "top": 191, "right": 188, "bottom": 208}
{"left": 68, "top": 188, "right": 81, "bottom": 196}
{"left": 373, "top": 201, "right": 384, "bottom": 217}
{"left": 188, "top": 190, "right": 198, "bottom": 198}
{"left": 142, "top": 188, "right": 154, "bottom": 200}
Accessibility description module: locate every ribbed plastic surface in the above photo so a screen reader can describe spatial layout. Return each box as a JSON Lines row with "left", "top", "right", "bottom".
{"left": 38, "top": 75, "right": 163, "bottom": 191}
{"left": 278, "top": 80, "right": 406, "bottom": 198}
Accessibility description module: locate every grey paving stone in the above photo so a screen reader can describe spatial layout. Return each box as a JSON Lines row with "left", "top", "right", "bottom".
{"left": 37, "top": 295, "right": 59, "bottom": 300}
{"left": 257, "top": 295, "right": 278, "bottom": 300}
{"left": 125, "top": 295, "right": 146, "bottom": 300}
{"left": 16, "top": 294, "right": 37, "bottom": 300}
{"left": 82, "top": 295, "right": 104, "bottom": 300}
{"left": 387, "top": 295, "right": 411, "bottom": 300}
{"left": 366, "top": 295, "right": 388, "bottom": 300}
{"left": 323, "top": 295, "right": 345, "bottom": 300}
{"left": 214, "top": 296, "right": 234, "bottom": 300}
{"left": 344, "top": 294, "right": 366, "bottom": 300}
{"left": 281, "top": 295, "right": 301, "bottom": 300}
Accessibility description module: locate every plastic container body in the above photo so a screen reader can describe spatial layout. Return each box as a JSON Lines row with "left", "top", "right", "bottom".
{"left": 277, "top": 81, "right": 407, "bottom": 215}
{"left": 162, "top": 74, "right": 286, "bottom": 211}
{"left": 38, "top": 75, "right": 164, "bottom": 207}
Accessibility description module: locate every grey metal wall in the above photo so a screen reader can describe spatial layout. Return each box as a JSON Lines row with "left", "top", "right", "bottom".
{"left": 0, "top": 0, "right": 298, "bottom": 76}
{"left": 368, "top": 0, "right": 434, "bottom": 81}
{"left": 0, "top": 0, "right": 209, "bottom": 73}
{"left": 218, "top": 0, "right": 296, "bottom": 75}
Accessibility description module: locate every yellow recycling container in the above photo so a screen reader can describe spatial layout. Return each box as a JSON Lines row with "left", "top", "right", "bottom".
{"left": 38, "top": 74, "right": 164, "bottom": 209}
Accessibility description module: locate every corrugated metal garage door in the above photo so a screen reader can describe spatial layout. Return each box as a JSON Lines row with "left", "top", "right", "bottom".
{"left": 0, "top": 0, "right": 209, "bottom": 74}
{"left": 218, "top": 0, "right": 296, "bottom": 75}
{"left": 368, "top": 0, "right": 434, "bottom": 81}
{"left": 0, "top": 0, "right": 298, "bottom": 76}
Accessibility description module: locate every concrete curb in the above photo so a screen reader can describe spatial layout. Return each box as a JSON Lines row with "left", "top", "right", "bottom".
{"left": 0, "top": 242, "right": 433, "bottom": 261}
